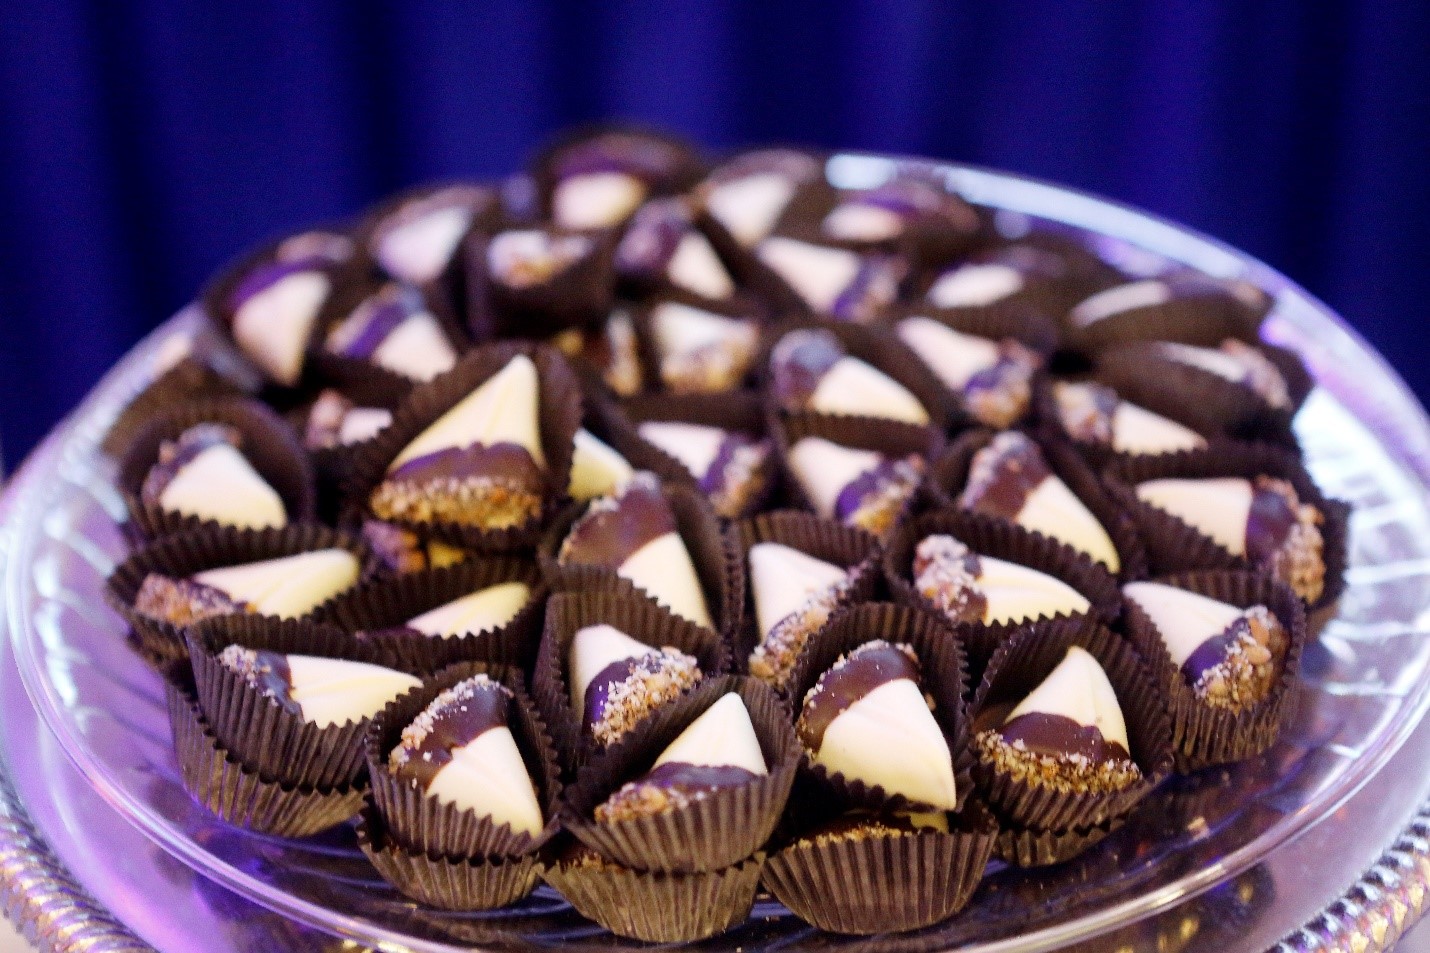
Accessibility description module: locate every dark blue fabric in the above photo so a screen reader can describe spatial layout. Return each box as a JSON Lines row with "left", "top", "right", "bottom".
{"left": 2, "top": 2, "right": 1427, "bottom": 458}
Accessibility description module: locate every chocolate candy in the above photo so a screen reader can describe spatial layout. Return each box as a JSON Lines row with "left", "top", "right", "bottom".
{"left": 134, "top": 548, "right": 360, "bottom": 626}
{"left": 913, "top": 534, "right": 1090, "bottom": 626}
{"left": 975, "top": 646, "right": 1140, "bottom": 795}
{"left": 647, "top": 301, "right": 759, "bottom": 394}
{"left": 755, "top": 237, "right": 904, "bottom": 322}
{"left": 568, "top": 428, "right": 635, "bottom": 503}
{"left": 797, "top": 640, "right": 957, "bottom": 810}
{"left": 568, "top": 623, "right": 702, "bottom": 746}
{"left": 140, "top": 423, "right": 286, "bottom": 530}
{"left": 1053, "top": 381, "right": 1206, "bottom": 455}
{"left": 770, "top": 329, "right": 929, "bottom": 424}
{"left": 324, "top": 284, "right": 458, "bottom": 383}
{"left": 304, "top": 391, "right": 392, "bottom": 450}
{"left": 372, "top": 355, "right": 547, "bottom": 530}
{"left": 218, "top": 645, "right": 419, "bottom": 727}
{"left": 787, "top": 437, "right": 924, "bottom": 538}
{"left": 959, "top": 433, "right": 1120, "bottom": 571}
{"left": 1134, "top": 475, "right": 1326, "bottom": 602}
{"left": 1123, "top": 582, "right": 1288, "bottom": 711}
{"left": 558, "top": 473, "right": 712, "bottom": 628}
{"left": 894, "top": 317, "right": 1039, "bottom": 428}
{"left": 388, "top": 673, "right": 545, "bottom": 836}
{"left": 370, "top": 185, "right": 489, "bottom": 286}
{"left": 636, "top": 421, "right": 771, "bottom": 519}
{"left": 746, "top": 543, "right": 853, "bottom": 689}
{"left": 594, "top": 692, "right": 767, "bottom": 821}
{"left": 616, "top": 199, "right": 735, "bottom": 300}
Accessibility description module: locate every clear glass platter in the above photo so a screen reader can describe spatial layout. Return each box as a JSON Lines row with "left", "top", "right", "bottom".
{"left": 7, "top": 155, "right": 1430, "bottom": 953}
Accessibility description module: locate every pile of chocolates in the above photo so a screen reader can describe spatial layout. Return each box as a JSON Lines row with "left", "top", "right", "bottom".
{"left": 101, "top": 127, "right": 1348, "bottom": 942}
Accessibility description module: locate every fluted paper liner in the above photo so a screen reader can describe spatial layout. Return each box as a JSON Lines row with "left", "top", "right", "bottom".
{"left": 352, "top": 182, "right": 497, "bottom": 341}
{"left": 323, "top": 557, "right": 546, "bottom": 672}
{"left": 877, "top": 301, "right": 1060, "bottom": 430}
{"left": 785, "top": 602, "right": 974, "bottom": 814}
{"left": 185, "top": 615, "right": 421, "bottom": 789}
{"left": 365, "top": 662, "right": 563, "bottom": 860}
{"left": 607, "top": 390, "right": 776, "bottom": 518}
{"left": 102, "top": 340, "right": 258, "bottom": 459}
{"left": 560, "top": 675, "right": 798, "bottom": 872}
{"left": 1121, "top": 570, "right": 1308, "bottom": 772}
{"left": 882, "top": 507, "right": 1121, "bottom": 679}
{"left": 927, "top": 427, "right": 1148, "bottom": 582}
{"left": 117, "top": 397, "right": 317, "bottom": 542}
{"left": 995, "top": 813, "right": 1124, "bottom": 867}
{"left": 757, "top": 317, "right": 955, "bottom": 430}
{"left": 166, "top": 673, "right": 363, "bottom": 837}
{"left": 543, "top": 849, "right": 762, "bottom": 943}
{"left": 1062, "top": 280, "right": 1268, "bottom": 355}
{"left": 465, "top": 228, "right": 619, "bottom": 342}
{"left": 343, "top": 342, "right": 584, "bottom": 552}
{"left": 105, "top": 523, "right": 374, "bottom": 665}
{"left": 1106, "top": 441, "right": 1349, "bottom": 609}
{"left": 538, "top": 481, "right": 743, "bottom": 640}
{"left": 531, "top": 123, "right": 706, "bottom": 213}
{"left": 1092, "top": 342, "right": 1304, "bottom": 449}
{"left": 969, "top": 617, "right": 1173, "bottom": 830}
{"left": 770, "top": 409, "right": 944, "bottom": 527}
{"left": 762, "top": 800, "right": 998, "bottom": 935}
{"left": 356, "top": 805, "right": 541, "bottom": 910}
{"left": 533, "top": 591, "right": 728, "bottom": 772}
{"left": 728, "top": 509, "right": 882, "bottom": 685}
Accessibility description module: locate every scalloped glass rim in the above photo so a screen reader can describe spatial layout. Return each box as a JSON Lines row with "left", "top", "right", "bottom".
{"left": 7, "top": 154, "right": 1430, "bottom": 953}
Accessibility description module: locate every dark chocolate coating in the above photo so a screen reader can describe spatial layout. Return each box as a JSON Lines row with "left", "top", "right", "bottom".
{"left": 238, "top": 649, "right": 301, "bottom": 717}
{"left": 387, "top": 442, "right": 544, "bottom": 494}
{"left": 998, "top": 712, "right": 1129, "bottom": 764}
{"left": 584, "top": 656, "right": 653, "bottom": 729}
{"left": 1245, "top": 481, "right": 1298, "bottom": 564}
{"left": 1181, "top": 616, "right": 1249, "bottom": 684}
{"left": 140, "top": 423, "right": 246, "bottom": 506}
{"left": 833, "top": 458, "right": 901, "bottom": 521}
{"left": 559, "top": 479, "right": 678, "bottom": 570}
{"left": 798, "top": 642, "right": 922, "bottom": 751}
{"left": 390, "top": 680, "right": 511, "bottom": 790}
{"left": 770, "top": 330, "right": 844, "bottom": 409}
{"left": 960, "top": 434, "right": 1052, "bottom": 521}
{"left": 636, "top": 760, "right": 759, "bottom": 794}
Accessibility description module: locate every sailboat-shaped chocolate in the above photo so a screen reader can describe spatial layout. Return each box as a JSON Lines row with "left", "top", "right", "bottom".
{"left": 796, "top": 640, "right": 957, "bottom": 810}
{"left": 770, "top": 329, "right": 929, "bottom": 424}
{"left": 568, "top": 623, "right": 702, "bottom": 746}
{"left": 746, "top": 543, "right": 852, "bottom": 687}
{"left": 371, "top": 354, "right": 547, "bottom": 530}
{"left": 141, "top": 424, "right": 287, "bottom": 530}
{"left": 913, "top": 534, "right": 1090, "bottom": 626}
{"left": 959, "top": 433, "right": 1120, "bottom": 571}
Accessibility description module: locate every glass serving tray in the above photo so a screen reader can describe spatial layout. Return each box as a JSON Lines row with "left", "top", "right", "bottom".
{"left": 7, "top": 155, "right": 1430, "bottom": 953}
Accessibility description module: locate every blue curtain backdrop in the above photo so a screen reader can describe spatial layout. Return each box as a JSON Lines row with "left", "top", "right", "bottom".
{"left": 1, "top": 2, "right": 1426, "bottom": 458}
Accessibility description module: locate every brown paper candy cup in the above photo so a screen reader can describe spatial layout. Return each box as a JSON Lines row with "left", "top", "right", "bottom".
{"left": 1091, "top": 342, "right": 1301, "bottom": 448}
{"left": 166, "top": 674, "right": 363, "bottom": 837}
{"left": 1060, "top": 272, "right": 1270, "bottom": 353}
{"left": 465, "top": 227, "right": 619, "bottom": 342}
{"left": 1106, "top": 441, "right": 1349, "bottom": 609}
{"left": 1122, "top": 570, "right": 1308, "bottom": 772}
{"left": 538, "top": 481, "right": 744, "bottom": 640}
{"left": 185, "top": 614, "right": 420, "bottom": 789}
{"left": 727, "top": 509, "right": 882, "bottom": 686}
{"left": 105, "top": 523, "right": 374, "bottom": 665}
{"left": 365, "top": 662, "right": 563, "bottom": 860}
{"left": 882, "top": 507, "right": 1121, "bottom": 679}
{"left": 609, "top": 390, "right": 777, "bottom": 518}
{"left": 757, "top": 317, "right": 954, "bottom": 431}
{"left": 770, "top": 410, "right": 944, "bottom": 535}
{"left": 356, "top": 805, "right": 541, "bottom": 911}
{"left": 560, "top": 675, "right": 798, "bottom": 873}
{"left": 785, "top": 602, "right": 974, "bottom": 814}
{"left": 351, "top": 182, "right": 498, "bottom": 335}
{"left": 531, "top": 124, "right": 706, "bottom": 213}
{"left": 343, "top": 342, "right": 584, "bottom": 552}
{"left": 762, "top": 800, "right": 998, "bottom": 935}
{"left": 117, "top": 397, "right": 317, "bottom": 542}
{"left": 543, "top": 849, "right": 763, "bottom": 943}
{"left": 969, "top": 617, "right": 1173, "bottom": 830}
{"left": 532, "top": 591, "right": 728, "bottom": 773}
{"left": 926, "top": 427, "right": 1148, "bottom": 582}
{"left": 322, "top": 557, "right": 546, "bottom": 673}
{"left": 101, "top": 327, "right": 261, "bottom": 459}
{"left": 995, "top": 812, "right": 1124, "bottom": 867}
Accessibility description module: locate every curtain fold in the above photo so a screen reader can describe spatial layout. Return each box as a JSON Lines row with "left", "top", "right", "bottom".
{"left": 1, "top": 1, "right": 1425, "bottom": 455}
